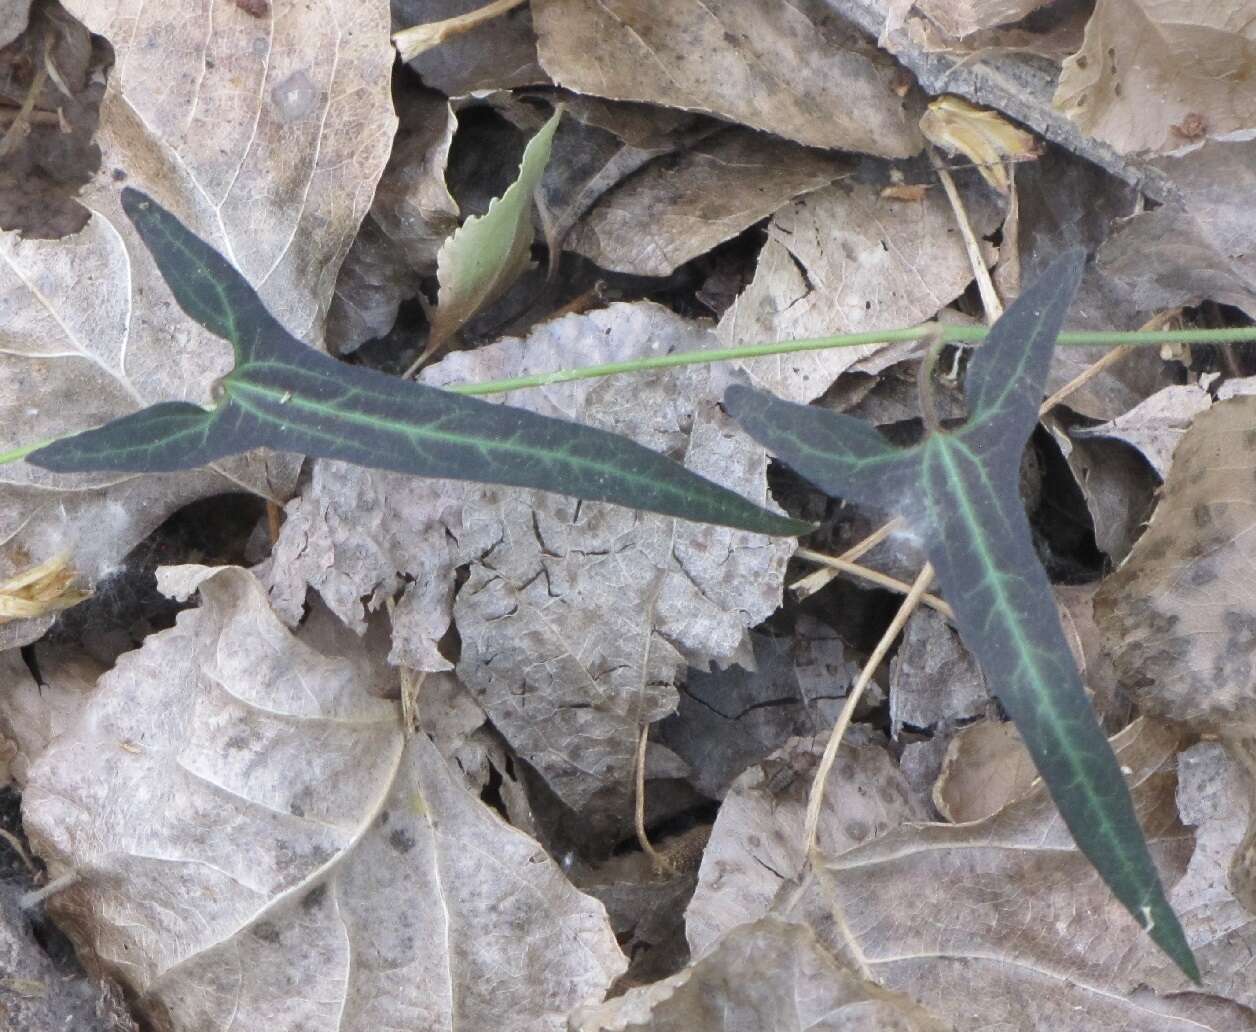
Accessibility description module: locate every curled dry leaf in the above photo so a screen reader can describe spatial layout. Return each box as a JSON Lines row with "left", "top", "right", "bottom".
{"left": 919, "top": 95, "right": 1039, "bottom": 195}
{"left": 773, "top": 720, "right": 1256, "bottom": 1028}
{"left": 0, "top": 0, "right": 395, "bottom": 647}
{"left": 567, "top": 130, "right": 849, "bottom": 278}
{"left": 571, "top": 917, "right": 952, "bottom": 1032}
{"left": 266, "top": 302, "right": 794, "bottom": 815}
{"left": 931, "top": 719, "right": 1037, "bottom": 823}
{"left": 1071, "top": 383, "right": 1212, "bottom": 479}
{"left": 717, "top": 176, "right": 1000, "bottom": 403}
{"left": 1044, "top": 417, "right": 1157, "bottom": 565}
{"left": 1055, "top": 0, "right": 1256, "bottom": 156}
{"left": 22, "top": 566, "right": 626, "bottom": 1032}
{"left": 686, "top": 732, "right": 926, "bottom": 958}
{"left": 531, "top": 0, "right": 922, "bottom": 157}
{"left": 428, "top": 109, "right": 559, "bottom": 355}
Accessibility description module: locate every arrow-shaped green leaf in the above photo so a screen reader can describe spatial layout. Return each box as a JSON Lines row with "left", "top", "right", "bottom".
{"left": 725, "top": 250, "right": 1199, "bottom": 982}
{"left": 28, "top": 189, "right": 809, "bottom": 538}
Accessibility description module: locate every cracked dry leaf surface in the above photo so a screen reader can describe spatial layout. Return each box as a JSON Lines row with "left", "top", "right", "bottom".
{"left": 1095, "top": 395, "right": 1256, "bottom": 734}
{"left": 21, "top": 566, "right": 625, "bottom": 1032}
{"left": 266, "top": 302, "right": 794, "bottom": 814}
{"left": 771, "top": 720, "right": 1256, "bottom": 1029}
{"left": 717, "top": 177, "right": 999, "bottom": 403}
{"left": 0, "top": 0, "right": 395, "bottom": 648}
{"left": 571, "top": 917, "right": 952, "bottom": 1032}
{"left": 530, "top": 0, "right": 922, "bottom": 156}
{"left": 1055, "top": 0, "right": 1256, "bottom": 156}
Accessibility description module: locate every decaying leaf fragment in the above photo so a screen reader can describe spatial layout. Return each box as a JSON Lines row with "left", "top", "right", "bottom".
{"left": 920, "top": 95, "right": 1039, "bottom": 194}
{"left": 686, "top": 732, "right": 926, "bottom": 957}
{"left": 567, "top": 129, "right": 849, "bottom": 278}
{"left": 0, "top": 553, "right": 88, "bottom": 622}
{"left": 22, "top": 566, "right": 626, "bottom": 1032}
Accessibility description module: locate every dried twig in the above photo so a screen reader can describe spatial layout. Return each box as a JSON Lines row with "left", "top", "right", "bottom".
{"left": 793, "top": 547, "right": 953, "bottom": 619}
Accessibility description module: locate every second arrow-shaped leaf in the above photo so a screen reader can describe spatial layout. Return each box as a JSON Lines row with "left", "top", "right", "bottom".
{"left": 725, "top": 250, "right": 1199, "bottom": 982}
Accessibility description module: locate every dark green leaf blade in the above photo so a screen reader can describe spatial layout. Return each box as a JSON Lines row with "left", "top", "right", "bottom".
{"left": 222, "top": 349, "right": 811, "bottom": 536}
{"left": 31, "top": 190, "right": 809, "bottom": 538}
{"left": 120, "top": 187, "right": 289, "bottom": 363}
{"left": 29, "top": 402, "right": 227, "bottom": 473}
{"left": 725, "top": 255, "right": 1199, "bottom": 981}
{"left": 921, "top": 431, "right": 1197, "bottom": 981}
{"left": 723, "top": 383, "right": 922, "bottom": 505}
{"left": 963, "top": 248, "right": 1085, "bottom": 455}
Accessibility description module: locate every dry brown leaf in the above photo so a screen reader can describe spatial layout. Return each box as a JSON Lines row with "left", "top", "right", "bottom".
{"left": 910, "top": 0, "right": 1055, "bottom": 40}
{"left": 1097, "top": 139, "right": 1256, "bottom": 320}
{"left": 0, "top": 0, "right": 396, "bottom": 648}
{"left": 686, "top": 732, "right": 926, "bottom": 957}
{"left": 1055, "top": 0, "right": 1256, "bottom": 156}
{"left": 889, "top": 606, "right": 987, "bottom": 734}
{"left": 22, "top": 565, "right": 626, "bottom": 1032}
{"left": 394, "top": 0, "right": 547, "bottom": 94}
{"left": 1096, "top": 395, "right": 1256, "bottom": 733}
{"left": 567, "top": 130, "right": 849, "bottom": 277}
{"left": 572, "top": 917, "right": 952, "bottom": 1032}
{"left": 717, "top": 177, "right": 1000, "bottom": 404}
{"left": 528, "top": 94, "right": 710, "bottom": 263}
{"left": 531, "top": 0, "right": 922, "bottom": 157}
{"left": 773, "top": 720, "right": 1256, "bottom": 1027}
{"left": 931, "top": 719, "right": 1037, "bottom": 823}
{"left": 1071, "top": 384, "right": 1212, "bottom": 479}
{"left": 265, "top": 302, "right": 794, "bottom": 816}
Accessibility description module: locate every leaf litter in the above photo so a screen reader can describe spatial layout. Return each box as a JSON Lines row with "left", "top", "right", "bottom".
{"left": 6, "top": 0, "right": 1256, "bottom": 1027}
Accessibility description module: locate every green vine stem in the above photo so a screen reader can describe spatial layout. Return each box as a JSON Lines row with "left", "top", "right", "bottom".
{"left": 450, "top": 324, "right": 1256, "bottom": 396}
{"left": 2, "top": 324, "right": 1255, "bottom": 467}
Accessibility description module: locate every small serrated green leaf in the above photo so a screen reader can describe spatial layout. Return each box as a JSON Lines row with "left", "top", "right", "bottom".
{"left": 28, "top": 188, "right": 809, "bottom": 539}
{"left": 725, "top": 251, "right": 1200, "bottom": 982}
{"left": 428, "top": 108, "right": 560, "bottom": 353}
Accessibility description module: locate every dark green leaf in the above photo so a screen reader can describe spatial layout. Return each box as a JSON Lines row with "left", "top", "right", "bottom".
{"left": 725, "top": 250, "right": 1199, "bottom": 982}
{"left": 30, "top": 190, "right": 808, "bottom": 538}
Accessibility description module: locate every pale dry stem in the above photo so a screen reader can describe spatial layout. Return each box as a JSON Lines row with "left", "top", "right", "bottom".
{"left": 393, "top": 0, "right": 529, "bottom": 62}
